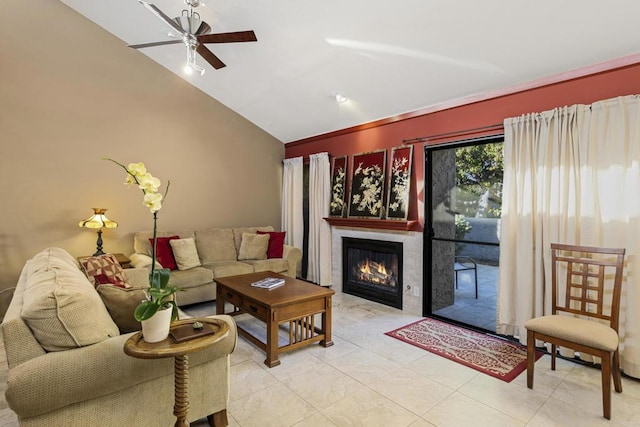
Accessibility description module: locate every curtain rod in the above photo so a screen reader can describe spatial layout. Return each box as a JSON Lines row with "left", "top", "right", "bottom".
{"left": 402, "top": 123, "right": 503, "bottom": 144}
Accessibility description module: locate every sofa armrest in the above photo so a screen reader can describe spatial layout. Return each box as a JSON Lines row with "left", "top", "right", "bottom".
{"left": 282, "top": 244, "right": 302, "bottom": 278}
{"left": 6, "top": 315, "right": 237, "bottom": 418}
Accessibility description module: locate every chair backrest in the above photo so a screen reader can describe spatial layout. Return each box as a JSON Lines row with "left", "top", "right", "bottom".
{"left": 550, "top": 243, "right": 625, "bottom": 332}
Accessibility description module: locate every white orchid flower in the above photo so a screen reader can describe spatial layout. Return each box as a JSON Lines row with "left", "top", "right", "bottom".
{"left": 144, "top": 192, "right": 163, "bottom": 213}
{"left": 128, "top": 162, "right": 147, "bottom": 177}
{"left": 138, "top": 173, "right": 161, "bottom": 193}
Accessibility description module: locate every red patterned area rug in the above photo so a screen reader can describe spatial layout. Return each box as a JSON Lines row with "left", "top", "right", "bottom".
{"left": 385, "top": 318, "right": 543, "bottom": 383}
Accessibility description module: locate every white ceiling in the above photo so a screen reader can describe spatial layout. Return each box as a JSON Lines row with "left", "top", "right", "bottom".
{"left": 61, "top": 0, "right": 640, "bottom": 143}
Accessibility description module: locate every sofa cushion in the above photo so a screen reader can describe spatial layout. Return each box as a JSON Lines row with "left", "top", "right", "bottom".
{"left": 151, "top": 236, "right": 180, "bottom": 271}
{"left": 238, "top": 233, "right": 269, "bottom": 261}
{"left": 203, "top": 261, "right": 254, "bottom": 278}
{"left": 232, "top": 226, "right": 274, "bottom": 254}
{"left": 80, "top": 254, "right": 131, "bottom": 288}
{"left": 168, "top": 267, "right": 213, "bottom": 289}
{"left": 133, "top": 230, "right": 195, "bottom": 257}
{"left": 96, "top": 285, "right": 148, "bottom": 333}
{"left": 195, "top": 228, "right": 237, "bottom": 263}
{"left": 21, "top": 248, "right": 120, "bottom": 352}
{"left": 170, "top": 237, "right": 201, "bottom": 270}
{"left": 242, "top": 258, "right": 289, "bottom": 274}
{"left": 257, "top": 230, "right": 286, "bottom": 258}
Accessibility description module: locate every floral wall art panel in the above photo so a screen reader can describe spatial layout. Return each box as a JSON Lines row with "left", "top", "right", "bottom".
{"left": 348, "top": 149, "right": 386, "bottom": 218}
{"left": 329, "top": 155, "right": 348, "bottom": 217}
{"left": 386, "top": 145, "right": 413, "bottom": 220}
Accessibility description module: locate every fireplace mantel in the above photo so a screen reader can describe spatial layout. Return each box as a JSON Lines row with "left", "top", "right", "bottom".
{"left": 324, "top": 217, "right": 418, "bottom": 231}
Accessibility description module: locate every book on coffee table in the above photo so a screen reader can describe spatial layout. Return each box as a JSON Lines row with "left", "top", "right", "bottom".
{"left": 251, "top": 277, "right": 285, "bottom": 289}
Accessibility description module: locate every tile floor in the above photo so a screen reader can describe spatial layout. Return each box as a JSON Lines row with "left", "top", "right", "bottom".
{"left": 433, "top": 264, "right": 499, "bottom": 332}
{"left": 2, "top": 290, "right": 640, "bottom": 426}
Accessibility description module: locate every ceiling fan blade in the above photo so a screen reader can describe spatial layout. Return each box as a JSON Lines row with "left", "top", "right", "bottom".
{"left": 138, "top": 1, "right": 186, "bottom": 36}
{"left": 128, "top": 40, "right": 183, "bottom": 49}
{"left": 196, "top": 44, "right": 226, "bottom": 69}
{"left": 197, "top": 31, "right": 257, "bottom": 44}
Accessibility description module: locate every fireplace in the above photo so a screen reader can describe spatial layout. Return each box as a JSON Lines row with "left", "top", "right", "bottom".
{"left": 342, "top": 237, "right": 403, "bottom": 309}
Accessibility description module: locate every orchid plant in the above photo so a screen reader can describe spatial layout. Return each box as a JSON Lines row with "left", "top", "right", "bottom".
{"left": 105, "top": 158, "right": 180, "bottom": 322}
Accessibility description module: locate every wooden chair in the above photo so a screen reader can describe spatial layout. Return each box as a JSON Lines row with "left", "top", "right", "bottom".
{"left": 525, "top": 243, "right": 625, "bottom": 420}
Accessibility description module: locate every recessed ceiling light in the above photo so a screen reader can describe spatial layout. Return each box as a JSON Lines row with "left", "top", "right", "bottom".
{"left": 334, "top": 93, "right": 348, "bottom": 103}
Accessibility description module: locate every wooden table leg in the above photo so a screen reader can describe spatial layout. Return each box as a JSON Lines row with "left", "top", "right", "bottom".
{"left": 174, "top": 355, "right": 190, "bottom": 427}
{"left": 216, "top": 284, "right": 224, "bottom": 314}
{"left": 321, "top": 296, "right": 334, "bottom": 347}
{"left": 265, "top": 309, "right": 280, "bottom": 367}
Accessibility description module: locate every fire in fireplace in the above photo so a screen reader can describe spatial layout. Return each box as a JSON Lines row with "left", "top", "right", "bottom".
{"left": 342, "top": 237, "right": 403, "bottom": 309}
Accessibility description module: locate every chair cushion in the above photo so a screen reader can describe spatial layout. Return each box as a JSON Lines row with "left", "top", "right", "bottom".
{"left": 525, "top": 315, "right": 619, "bottom": 351}
{"left": 22, "top": 248, "right": 120, "bottom": 351}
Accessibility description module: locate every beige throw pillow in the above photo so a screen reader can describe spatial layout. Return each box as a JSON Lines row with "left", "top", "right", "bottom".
{"left": 170, "top": 237, "right": 201, "bottom": 270}
{"left": 97, "top": 285, "right": 148, "bottom": 333}
{"left": 238, "top": 233, "right": 269, "bottom": 261}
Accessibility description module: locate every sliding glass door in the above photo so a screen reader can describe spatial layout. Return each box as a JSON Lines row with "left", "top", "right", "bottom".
{"left": 424, "top": 136, "right": 503, "bottom": 332}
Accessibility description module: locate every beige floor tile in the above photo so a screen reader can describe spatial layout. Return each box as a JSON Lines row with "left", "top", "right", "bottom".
{"left": 458, "top": 373, "right": 548, "bottom": 422}
{"left": 422, "top": 392, "right": 524, "bottom": 427}
{"left": 406, "top": 352, "right": 479, "bottom": 389}
{"left": 321, "top": 387, "right": 418, "bottom": 427}
{"left": 229, "top": 359, "right": 279, "bottom": 401}
{"left": 366, "top": 367, "right": 455, "bottom": 416}
{"left": 327, "top": 348, "right": 404, "bottom": 385}
{"left": 292, "top": 412, "right": 338, "bottom": 426}
{"left": 228, "top": 382, "right": 317, "bottom": 427}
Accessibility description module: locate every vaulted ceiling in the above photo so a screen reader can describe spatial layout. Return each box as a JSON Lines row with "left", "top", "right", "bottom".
{"left": 61, "top": 0, "right": 640, "bottom": 143}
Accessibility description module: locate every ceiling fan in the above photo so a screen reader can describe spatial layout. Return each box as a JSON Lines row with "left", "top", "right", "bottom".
{"left": 129, "top": 0, "right": 257, "bottom": 75}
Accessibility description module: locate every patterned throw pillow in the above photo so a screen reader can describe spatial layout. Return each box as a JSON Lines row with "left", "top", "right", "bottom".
{"left": 257, "top": 230, "right": 286, "bottom": 258}
{"left": 80, "top": 254, "right": 130, "bottom": 288}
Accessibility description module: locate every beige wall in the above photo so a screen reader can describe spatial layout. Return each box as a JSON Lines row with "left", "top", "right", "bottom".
{"left": 0, "top": 0, "right": 284, "bottom": 290}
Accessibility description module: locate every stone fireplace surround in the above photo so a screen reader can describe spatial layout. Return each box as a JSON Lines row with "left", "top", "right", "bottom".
{"left": 330, "top": 226, "right": 423, "bottom": 316}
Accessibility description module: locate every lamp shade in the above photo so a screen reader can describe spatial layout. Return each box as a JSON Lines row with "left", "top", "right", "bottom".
{"left": 79, "top": 208, "right": 118, "bottom": 229}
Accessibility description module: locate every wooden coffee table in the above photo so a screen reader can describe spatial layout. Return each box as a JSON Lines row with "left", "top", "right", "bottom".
{"left": 215, "top": 271, "right": 334, "bottom": 367}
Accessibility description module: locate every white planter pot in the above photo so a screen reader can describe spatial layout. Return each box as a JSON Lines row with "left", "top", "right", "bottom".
{"left": 141, "top": 307, "right": 172, "bottom": 343}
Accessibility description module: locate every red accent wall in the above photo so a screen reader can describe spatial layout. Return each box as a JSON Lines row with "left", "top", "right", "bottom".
{"left": 285, "top": 62, "right": 640, "bottom": 231}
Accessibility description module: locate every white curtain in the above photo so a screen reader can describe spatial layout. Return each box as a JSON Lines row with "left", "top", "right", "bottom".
{"left": 307, "top": 153, "right": 332, "bottom": 286}
{"left": 281, "top": 157, "right": 304, "bottom": 276}
{"left": 498, "top": 95, "right": 640, "bottom": 378}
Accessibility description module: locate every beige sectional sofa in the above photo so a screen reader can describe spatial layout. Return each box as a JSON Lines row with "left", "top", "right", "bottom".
{"left": 2, "top": 247, "right": 237, "bottom": 426}
{"left": 132, "top": 226, "right": 302, "bottom": 306}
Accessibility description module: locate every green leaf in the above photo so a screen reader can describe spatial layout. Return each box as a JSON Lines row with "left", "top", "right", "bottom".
{"left": 149, "top": 268, "right": 171, "bottom": 289}
{"left": 134, "top": 301, "right": 159, "bottom": 321}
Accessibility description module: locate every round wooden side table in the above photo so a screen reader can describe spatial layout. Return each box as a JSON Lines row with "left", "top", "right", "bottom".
{"left": 124, "top": 317, "right": 230, "bottom": 427}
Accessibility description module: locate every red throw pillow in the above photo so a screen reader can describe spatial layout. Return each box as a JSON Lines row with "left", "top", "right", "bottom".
{"left": 257, "top": 231, "right": 286, "bottom": 258}
{"left": 149, "top": 236, "right": 180, "bottom": 270}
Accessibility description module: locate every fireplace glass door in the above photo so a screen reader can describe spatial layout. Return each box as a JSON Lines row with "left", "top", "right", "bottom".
{"left": 343, "top": 238, "right": 402, "bottom": 309}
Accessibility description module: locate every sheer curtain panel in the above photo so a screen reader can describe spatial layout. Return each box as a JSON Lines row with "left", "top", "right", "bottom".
{"left": 307, "top": 153, "right": 332, "bottom": 286}
{"left": 498, "top": 95, "right": 640, "bottom": 378}
{"left": 281, "top": 157, "right": 304, "bottom": 276}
